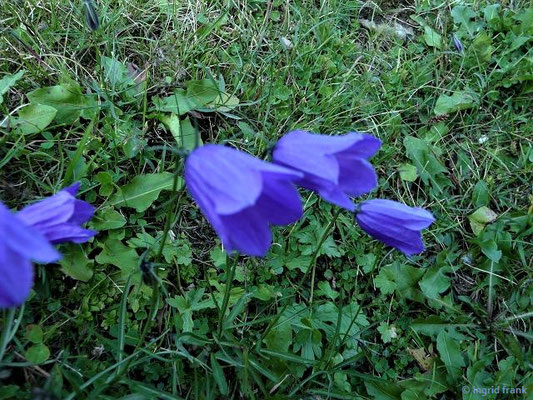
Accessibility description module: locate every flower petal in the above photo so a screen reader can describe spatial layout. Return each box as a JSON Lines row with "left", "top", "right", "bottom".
{"left": 256, "top": 173, "right": 303, "bottom": 225}
{"left": 41, "top": 225, "right": 97, "bottom": 244}
{"left": 220, "top": 208, "right": 272, "bottom": 256}
{"left": 356, "top": 214, "right": 425, "bottom": 255}
{"left": 1, "top": 203, "right": 61, "bottom": 263}
{"left": 0, "top": 243, "right": 34, "bottom": 308}
{"left": 359, "top": 199, "right": 435, "bottom": 230}
{"left": 17, "top": 191, "right": 75, "bottom": 227}
{"left": 337, "top": 158, "right": 378, "bottom": 197}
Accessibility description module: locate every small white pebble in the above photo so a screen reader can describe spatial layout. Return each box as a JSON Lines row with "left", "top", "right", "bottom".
{"left": 280, "top": 37, "right": 293, "bottom": 50}
{"left": 478, "top": 135, "right": 489, "bottom": 144}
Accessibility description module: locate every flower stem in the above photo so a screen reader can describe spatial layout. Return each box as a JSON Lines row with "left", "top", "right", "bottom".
{"left": 308, "top": 208, "right": 342, "bottom": 305}
{"left": 0, "top": 308, "right": 16, "bottom": 364}
{"left": 217, "top": 254, "right": 238, "bottom": 336}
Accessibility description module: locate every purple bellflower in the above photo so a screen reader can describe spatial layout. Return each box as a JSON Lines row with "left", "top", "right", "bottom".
{"left": 0, "top": 182, "right": 96, "bottom": 308}
{"left": 17, "top": 182, "right": 97, "bottom": 244}
{"left": 185, "top": 144, "right": 304, "bottom": 257}
{"left": 355, "top": 199, "right": 435, "bottom": 256}
{"left": 272, "top": 130, "right": 381, "bottom": 211}
{"left": 452, "top": 34, "right": 464, "bottom": 53}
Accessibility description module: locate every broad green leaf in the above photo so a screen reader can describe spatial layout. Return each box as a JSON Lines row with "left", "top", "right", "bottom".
{"left": 423, "top": 26, "right": 442, "bottom": 49}
{"left": 472, "top": 181, "right": 489, "bottom": 207}
{"left": 365, "top": 381, "right": 403, "bottom": 400}
{"left": 317, "top": 281, "right": 339, "bottom": 300}
{"left": 0, "top": 70, "right": 24, "bottom": 105}
{"left": 14, "top": 104, "right": 57, "bottom": 134}
{"left": 101, "top": 56, "right": 134, "bottom": 90}
{"left": 483, "top": 4, "right": 501, "bottom": 24}
{"left": 419, "top": 265, "right": 451, "bottom": 299}
{"left": 398, "top": 163, "right": 418, "bottom": 182}
{"left": 60, "top": 244, "right": 94, "bottom": 282}
{"left": 468, "top": 206, "right": 497, "bottom": 235}
{"left": 264, "top": 314, "right": 292, "bottom": 353}
{"left": 434, "top": 91, "right": 478, "bottom": 115}
{"left": 27, "top": 84, "right": 87, "bottom": 124}
{"left": 377, "top": 323, "right": 398, "bottom": 344}
{"left": 374, "top": 262, "right": 424, "bottom": 301}
{"left": 26, "top": 343, "right": 50, "bottom": 364}
{"left": 91, "top": 208, "right": 127, "bottom": 231}
{"left": 479, "top": 239, "right": 502, "bottom": 263}
{"left": 159, "top": 114, "right": 201, "bottom": 151}
{"left": 451, "top": 6, "right": 480, "bottom": 36}
{"left": 152, "top": 89, "right": 200, "bottom": 115}
{"left": 403, "top": 136, "right": 449, "bottom": 193}
{"left": 95, "top": 239, "right": 138, "bottom": 277}
{"left": 436, "top": 330, "right": 465, "bottom": 381}
{"left": 109, "top": 172, "right": 182, "bottom": 212}
{"left": 26, "top": 325, "right": 43, "bottom": 344}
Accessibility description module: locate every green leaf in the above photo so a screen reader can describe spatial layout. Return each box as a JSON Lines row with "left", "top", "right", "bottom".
{"left": 317, "top": 281, "right": 339, "bottom": 300}
{"left": 434, "top": 91, "right": 478, "bottom": 115}
{"left": 375, "top": 262, "right": 425, "bottom": 301}
{"left": 158, "top": 114, "right": 201, "bottom": 151}
{"left": 210, "top": 354, "right": 229, "bottom": 395}
{"left": 109, "top": 172, "right": 182, "bottom": 212}
{"left": 95, "top": 239, "right": 138, "bottom": 277}
{"left": 403, "top": 136, "right": 449, "bottom": 193}
{"left": 398, "top": 163, "right": 418, "bottom": 182}
{"left": 419, "top": 265, "right": 451, "bottom": 299}
{"left": 26, "top": 343, "right": 50, "bottom": 364}
{"left": 479, "top": 239, "right": 502, "bottom": 263}
{"left": 264, "top": 314, "right": 292, "bottom": 353}
{"left": 101, "top": 56, "right": 134, "bottom": 90}
{"left": 0, "top": 70, "right": 24, "bottom": 105}
{"left": 60, "top": 244, "right": 94, "bottom": 282}
{"left": 27, "top": 84, "right": 87, "bottom": 124}
{"left": 26, "top": 325, "right": 44, "bottom": 344}
{"left": 377, "top": 323, "right": 398, "bottom": 344}
{"left": 436, "top": 330, "right": 465, "bottom": 381}
{"left": 468, "top": 206, "right": 498, "bottom": 235}
{"left": 152, "top": 89, "right": 198, "bottom": 115}
{"left": 451, "top": 5, "right": 480, "bottom": 36}
{"left": 472, "top": 181, "right": 489, "bottom": 207}
{"left": 91, "top": 208, "right": 127, "bottom": 231}
{"left": 13, "top": 104, "right": 57, "bottom": 134}
{"left": 167, "top": 288, "right": 215, "bottom": 332}
{"left": 365, "top": 381, "right": 403, "bottom": 399}
{"left": 423, "top": 26, "right": 442, "bottom": 49}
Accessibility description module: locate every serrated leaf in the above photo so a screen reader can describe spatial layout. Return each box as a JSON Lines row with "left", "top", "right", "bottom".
{"left": 60, "top": 244, "right": 94, "bottom": 282}
{"left": 434, "top": 91, "right": 478, "bottom": 115}
{"left": 91, "top": 208, "right": 127, "bottom": 231}
{"left": 109, "top": 172, "right": 182, "bottom": 212}
{"left": 419, "top": 265, "right": 451, "bottom": 299}
{"left": 27, "top": 84, "right": 87, "bottom": 124}
{"left": 95, "top": 239, "right": 138, "bottom": 277}
{"left": 0, "top": 70, "right": 24, "bottom": 105}
{"left": 26, "top": 343, "right": 50, "bottom": 364}
{"left": 14, "top": 104, "right": 57, "bottom": 134}
{"left": 403, "top": 136, "right": 449, "bottom": 193}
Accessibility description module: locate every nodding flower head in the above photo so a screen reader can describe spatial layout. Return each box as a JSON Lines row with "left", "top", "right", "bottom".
{"left": 185, "top": 144, "right": 304, "bottom": 257}
{"left": 272, "top": 130, "right": 381, "bottom": 211}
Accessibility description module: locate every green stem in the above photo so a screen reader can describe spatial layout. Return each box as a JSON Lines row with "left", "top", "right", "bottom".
{"left": 0, "top": 308, "right": 16, "bottom": 364}
{"left": 217, "top": 254, "right": 238, "bottom": 336}
{"left": 308, "top": 208, "right": 342, "bottom": 304}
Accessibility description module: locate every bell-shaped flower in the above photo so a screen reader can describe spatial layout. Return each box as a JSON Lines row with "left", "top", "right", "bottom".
{"left": 1, "top": 182, "right": 97, "bottom": 308}
{"left": 16, "top": 182, "right": 97, "bottom": 244}
{"left": 355, "top": 199, "right": 435, "bottom": 255}
{"left": 185, "top": 145, "right": 304, "bottom": 256}
{"left": 0, "top": 203, "right": 61, "bottom": 308}
{"left": 272, "top": 130, "right": 381, "bottom": 211}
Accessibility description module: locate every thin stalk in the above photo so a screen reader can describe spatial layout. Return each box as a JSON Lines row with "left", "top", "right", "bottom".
{"left": 218, "top": 254, "right": 238, "bottom": 336}
{"left": 0, "top": 308, "right": 16, "bottom": 364}
{"left": 308, "top": 208, "right": 342, "bottom": 304}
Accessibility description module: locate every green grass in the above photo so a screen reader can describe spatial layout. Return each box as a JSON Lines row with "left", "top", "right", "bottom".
{"left": 0, "top": 0, "right": 532, "bottom": 399}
